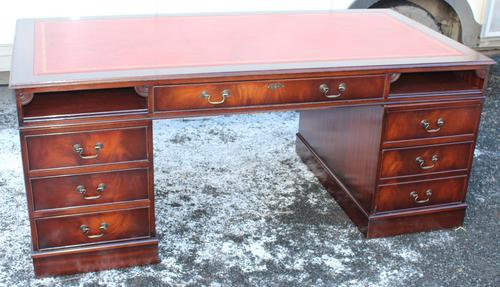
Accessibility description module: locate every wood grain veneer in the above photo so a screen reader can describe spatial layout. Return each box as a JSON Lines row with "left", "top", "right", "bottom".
{"left": 383, "top": 101, "right": 482, "bottom": 142}
{"left": 25, "top": 126, "right": 148, "bottom": 171}
{"left": 30, "top": 168, "right": 149, "bottom": 211}
{"left": 298, "top": 105, "right": 384, "bottom": 213}
{"left": 154, "top": 75, "right": 385, "bottom": 112}
{"left": 375, "top": 176, "right": 468, "bottom": 213}
{"left": 35, "top": 207, "right": 151, "bottom": 250}
{"left": 380, "top": 142, "right": 473, "bottom": 179}
{"left": 32, "top": 239, "right": 159, "bottom": 277}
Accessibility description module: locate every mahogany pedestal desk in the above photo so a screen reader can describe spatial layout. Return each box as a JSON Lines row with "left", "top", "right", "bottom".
{"left": 9, "top": 10, "right": 495, "bottom": 277}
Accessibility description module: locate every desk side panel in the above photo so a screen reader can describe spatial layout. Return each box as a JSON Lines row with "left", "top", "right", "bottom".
{"left": 297, "top": 105, "right": 384, "bottom": 213}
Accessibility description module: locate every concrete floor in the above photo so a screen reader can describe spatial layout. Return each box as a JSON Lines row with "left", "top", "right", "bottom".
{"left": 0, "top": 56, "right": 498, "bottom": 286}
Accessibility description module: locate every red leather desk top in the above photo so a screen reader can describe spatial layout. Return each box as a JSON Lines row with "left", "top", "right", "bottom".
{"left": 33, "top": 12, "right": 462, "bottom": 75}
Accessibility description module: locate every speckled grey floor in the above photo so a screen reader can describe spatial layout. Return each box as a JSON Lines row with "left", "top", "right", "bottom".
{"left": 0, "top": 57, "right": 499, "bottom": 287}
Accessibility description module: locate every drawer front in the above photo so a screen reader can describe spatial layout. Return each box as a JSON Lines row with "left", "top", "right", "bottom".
{"left": 154, "top": 75, "right": 385, "bottom": 112}
{"left": 26, "top": 127, "right": 148, "bottom": 170}
{"left": 384, "top": 103, "right": 482, "bottom": 142}
{"left": 375, "top": 176, "right": 467, "bottom": 212}
{"left": 380, "top": 142, "right": 472, "bottom": 178}
{"left": 36, "top": 208, "right": 150, "bottom": 249}
{"left": 31, "top": 169, "right": 149, "bottom": 211}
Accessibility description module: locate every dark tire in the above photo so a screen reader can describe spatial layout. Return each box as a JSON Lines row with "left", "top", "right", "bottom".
{"left": 372, "top": 0, "right": 442, "bottom": 33}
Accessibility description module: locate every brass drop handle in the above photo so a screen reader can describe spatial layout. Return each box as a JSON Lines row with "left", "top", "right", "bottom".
{"left": 410, "top": 189, "right": 432, "bottom": 204}
{"left": 319, "top": 82, "right": 347, "bottom": 98}
{"left": 80, "top": 222, "right": 108, "bottom": 239}
{"left": 416, "top": 154, "right": 439, "bottom": 170}
{"left": 73, "top": 143, "right": 103, "bottom": 159}
{"left": 421, "top": 118, "right": 445, "bottom": 133}
{"left": 76, "top": 183, "right": 106, "bottom": 200}
{"left": 201, "top": 89, "right": 230, "bottom": 105}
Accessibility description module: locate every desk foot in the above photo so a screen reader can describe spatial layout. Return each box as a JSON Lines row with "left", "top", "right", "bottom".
{"left": 32, "top": 238, "right": 160, "bottom": 277}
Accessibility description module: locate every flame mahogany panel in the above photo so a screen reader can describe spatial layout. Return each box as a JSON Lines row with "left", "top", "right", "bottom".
{"left": 32, "top": 240, "right": 160, "bottom": 277}
{"left": 31, "top": 168, "right": 149, "bottom": 211}
{"left": 383, "top": 101, "right": 482, "bottom": 142}
{"left": 380, "top": 142, "right": 473, "bottom": 179}
{"left": 26, "top": 126, "right": 148, "bottom": 171}
{"left": 154, "top": 75, "right": 385, "bottom": 112}
{"left": 367, "top": 207, "right": 466, "bottom": 238}
{"left": 298, "top": 105, "right": 384, "bottom": 213}
{"left": 35, "top": 208, "right": 151, "bottom": 250}
{"left": 375, "top": 176, "right": 467, "bottom": 213}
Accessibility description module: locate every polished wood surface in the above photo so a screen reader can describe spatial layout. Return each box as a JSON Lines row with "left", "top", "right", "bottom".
{"left": 31, "top": 168, "right": 149, "bottom": 211}
{"left": 380, "top": 142, "right": 472, "bottom": 179}
{"left": 9, "top": 10, "right": 494, "bottom": 277}
{"left": 33, "top": 239, "right": 159, "bottom": 277}
{"left": 298, "top": 106, "right": 384, "bottom": 213}
{"left": 18, "top": 119, "right": 157, "bottom": 275}
{"left": 297, "top": 133, "right": 470, "bottom": 238}
{"left": 375, "top": 176, "right": 467, "bottom": 212}
{"left": 368, "top": 205, "right": 466, "bottom": 238}
{"left": 154, "top": 75, "right": 385, "bottom": 112}
{"left": 36, "top": 207, "right": 150, "bottom": 249}
{"left": 383, "top": 101, "right": 482, "bottom": 142}
{"left": 26, "top": 126, "right": 148, "bottom": 170}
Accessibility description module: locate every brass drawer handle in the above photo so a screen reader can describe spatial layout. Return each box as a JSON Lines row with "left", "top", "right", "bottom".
{"left": 201, "top": 89, "right": 230, "bottom": 105}
{"left": 76, "top": 183, "right": 106, "bottom": 200}
{"left": 421, "top": 118, "right": 445, "bottom": 133}
{"left": 80, "top": 222, "right": 108, "bottom": 239}
{"left": 415, "top": 154, "right": 439, "bottom": 170}
{"left": 319, "top": 82, "right": 347, "bottom": 98}
{"left": 73, "top": 143, "right": 104, "bottom": 159}
{"left": 410, "top": 189, "right": 432, "bottom": 204}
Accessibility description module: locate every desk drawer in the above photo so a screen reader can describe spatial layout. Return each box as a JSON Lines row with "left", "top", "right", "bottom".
{"left": 380, "top": 142, "right": 472, "bottom": 178}
{"left": 154, "top": 75, "right": 385, "bottom": 112}
{"left": 35, "top": 208, "right": 150, "bottom": 249}
{"left": 375, "top": 176, "right": 467, "bottom": 212}
{"left": 31, "top": 169, "right": 149, "bottom": 211}
{"left": 384, "top": 102, "right": 482, "bottom": 142}
{"left": 26, "top": 126, "right": 148, "bottom": 170}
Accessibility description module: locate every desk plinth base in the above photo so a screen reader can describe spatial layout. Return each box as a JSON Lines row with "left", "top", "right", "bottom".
{"left": 32, "top": 239, "right": 160, "bottom": 277}
{"left": 296, "top": 133, "right": 466, "bottom": 238}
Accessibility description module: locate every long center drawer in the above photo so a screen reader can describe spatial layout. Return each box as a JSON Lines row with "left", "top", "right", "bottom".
{"left": 153, "top": 75, "right": 385, "bottom": 112}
